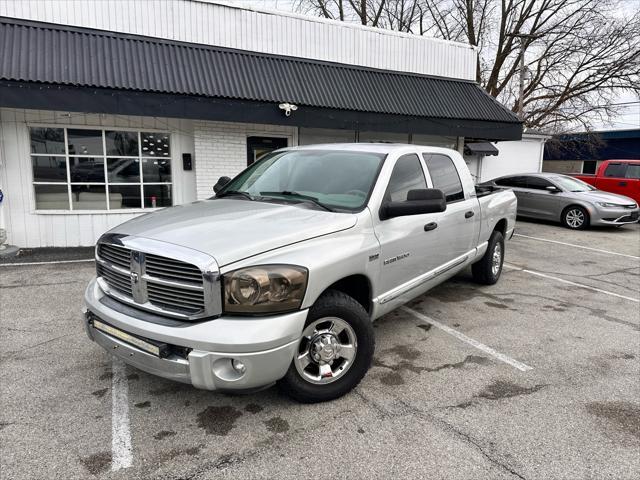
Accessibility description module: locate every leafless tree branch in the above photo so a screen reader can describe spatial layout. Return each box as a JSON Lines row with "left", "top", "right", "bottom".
{"left": 295, "top": 0, "right": 640, "bottom": 132}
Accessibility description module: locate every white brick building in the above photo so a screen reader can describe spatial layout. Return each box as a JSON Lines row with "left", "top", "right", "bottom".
{"left": 0, "top": 0, "right": 522, "bottom": 248}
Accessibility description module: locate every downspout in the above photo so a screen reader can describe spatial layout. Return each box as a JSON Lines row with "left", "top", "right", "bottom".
{"left": 537, "top": 136, "right": 547, "bottom": 173}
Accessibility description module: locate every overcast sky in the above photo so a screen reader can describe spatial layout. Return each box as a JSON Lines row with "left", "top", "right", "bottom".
{"left": 226, "top": 0, "right": 638, "bottom": 132}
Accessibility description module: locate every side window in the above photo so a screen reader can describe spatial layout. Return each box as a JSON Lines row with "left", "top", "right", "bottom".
{"left": 423, "top": 154, "right": 464, "bottom": 202}
{"left": 604, "top": 163, "right": 627, "bottom": 178}
{"left": 384, "top": 154, "right": 427, "bottom": 202}
{"left": 495, "top": 176, "right": 527, "bottom": 188}
{"left": 526, "top": 177, "right": 554, "bottom": 190}
{"left": 582, "top": 161, "right": 597, "bottom": 174}
{"left": 495, "top": 177, "right": 514, "bottom": 187}
{"left": 624, "top": 164, "right": 640, "bottom": 179}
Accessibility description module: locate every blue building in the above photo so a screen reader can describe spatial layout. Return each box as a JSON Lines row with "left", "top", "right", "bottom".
{"left": 543, "top": 129, "right": 640, "bottom": 174}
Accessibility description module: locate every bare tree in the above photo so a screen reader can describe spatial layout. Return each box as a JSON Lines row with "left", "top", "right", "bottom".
{"left": 295, "top": 0, "right": 640, "bottom": 132}
{"left": 544, "top": 130, "right": 606, "bottom": 160}
{"left": 297, "top": 1, "right": 387, "bottom": 25}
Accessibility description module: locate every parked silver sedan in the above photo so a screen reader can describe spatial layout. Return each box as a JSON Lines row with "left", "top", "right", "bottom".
{"left": 482, "top": 173, "right": 639, "bottom": 229}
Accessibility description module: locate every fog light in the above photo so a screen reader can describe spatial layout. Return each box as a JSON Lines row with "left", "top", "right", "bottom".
{"left": 232, "top": 359, "right": 246, "bottom": 374}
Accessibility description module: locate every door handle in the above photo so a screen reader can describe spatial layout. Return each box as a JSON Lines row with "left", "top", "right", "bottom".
{"left": 465, "top": 211, "right": 475, "bottom": 219}
{"left": 619, "top": 181, "right": 627, "bottom": 187}
{"left": 424, "top": 222, "right": 438, "bottom": 232}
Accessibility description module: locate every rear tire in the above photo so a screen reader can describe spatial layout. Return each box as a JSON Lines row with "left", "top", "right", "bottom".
{"left": 278, "top": 290, "right": 374, "bottom": 403}
{"left": 472, "top": 230, "right": 504, "bottom": 285}
{"left": 562, "top": 206, "right": 589, "bottom": 229}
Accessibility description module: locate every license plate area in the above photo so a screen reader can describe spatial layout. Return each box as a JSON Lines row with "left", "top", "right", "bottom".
{"left": 90, "top": 315, "right": 169, "bottom": 358}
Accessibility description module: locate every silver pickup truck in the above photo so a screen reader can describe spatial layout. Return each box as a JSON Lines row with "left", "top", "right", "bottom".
{"left": 83, "top": 144, "right": 517, "bottom": 402}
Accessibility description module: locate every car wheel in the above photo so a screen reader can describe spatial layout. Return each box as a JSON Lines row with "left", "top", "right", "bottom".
{"left": 562, "top": 206, "right": 589, "bottom": 229}
{"left": 472, "top": 230, "right": 504, "bottom": 285}
{"left": 277, "top": 290, "right": 374, "bottom": 403}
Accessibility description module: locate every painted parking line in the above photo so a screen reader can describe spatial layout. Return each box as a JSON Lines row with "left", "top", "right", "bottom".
{"left": 111, "top": 358, "right": 132, "bottom": 471}
{"left": 504, "top": 263, "right": 639, "bottom": 303}
{"left": 401, "top": 306, "right": 534, "bottom": 372}
{"left": 514, "top": 233, "right": 640, "bottom": 260}
{"left": 0, "top": 258, "right": 94, "bottom": 267}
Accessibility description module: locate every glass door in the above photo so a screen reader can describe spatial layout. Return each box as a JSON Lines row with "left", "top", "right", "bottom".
{"left": 246, "top": 136, "right": 288, "bottom": 166}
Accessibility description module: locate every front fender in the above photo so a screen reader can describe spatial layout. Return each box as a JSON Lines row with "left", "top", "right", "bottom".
{"left": 219, "top": 211, "right": 380, "bottom": 311}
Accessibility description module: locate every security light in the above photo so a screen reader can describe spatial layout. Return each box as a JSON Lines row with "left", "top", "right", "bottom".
{"left": 278, "top": 102, "right": 298, "bottom": 116}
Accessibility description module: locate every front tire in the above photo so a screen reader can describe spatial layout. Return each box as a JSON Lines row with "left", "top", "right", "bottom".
{"left": 278, "top": 290, "right": 374, "bottom": 403}
{"left": 562, "top": 206, "right": 589, "bottom": 229}
{"left": 472, "top": 230, "right": 504, "bottom": 285}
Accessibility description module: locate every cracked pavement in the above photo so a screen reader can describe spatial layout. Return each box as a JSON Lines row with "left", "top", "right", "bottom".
{"left": 1, "top": 219, "right": 638, "bottom": 479}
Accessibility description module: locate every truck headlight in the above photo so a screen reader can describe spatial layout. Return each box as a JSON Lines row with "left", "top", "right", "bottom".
{"left": 597, "top": 202, "right": 621, "bottom": 208}
{"left": 223, "top": 265, "right": 308, "bottom": 314}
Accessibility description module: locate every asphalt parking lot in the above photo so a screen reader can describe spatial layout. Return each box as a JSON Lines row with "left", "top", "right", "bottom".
{"left": 1, "top": 219, "right": 639, "bottom": 480}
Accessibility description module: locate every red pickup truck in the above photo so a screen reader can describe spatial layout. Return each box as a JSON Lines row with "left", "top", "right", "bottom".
{"left": 572, "top": 160, "right": 640, "bottom": 203}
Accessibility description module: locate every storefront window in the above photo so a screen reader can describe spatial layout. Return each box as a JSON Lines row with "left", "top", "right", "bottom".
{"left": 29, "top": 127, "right": 172, "bottom": 211}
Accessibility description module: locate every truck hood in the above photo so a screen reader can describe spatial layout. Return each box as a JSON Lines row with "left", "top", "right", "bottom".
{"left": 108, "top": 199, "right": 357, "bottom": 266}
{"left": 576, "top": 190, "right": 637, "bottom": 205}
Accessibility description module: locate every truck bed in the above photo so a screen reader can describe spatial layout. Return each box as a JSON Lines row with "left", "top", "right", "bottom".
{"left": 475, "top": 186, "right": 518, "bottom": 248}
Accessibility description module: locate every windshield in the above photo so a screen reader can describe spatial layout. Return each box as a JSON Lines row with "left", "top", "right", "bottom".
{"left": 218, "top": 149, "right": 386, "bottom": 211}
{"left": 551, "top": 175, "right": 595, "bottom": 192}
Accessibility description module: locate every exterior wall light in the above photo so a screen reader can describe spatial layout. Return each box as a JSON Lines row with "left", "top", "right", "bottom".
{"left": 278, "top": 102, "right": 298, "bottom": 117}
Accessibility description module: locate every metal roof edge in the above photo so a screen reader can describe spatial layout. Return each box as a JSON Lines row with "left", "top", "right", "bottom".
{"left": 0, "top": 80, "right": 524, "bottom": 141}
{"left": 471, "top": 83, "right": 522, "bottom": 124}
{"left": 0, "top": 79, "right": 521, "bottom": 124}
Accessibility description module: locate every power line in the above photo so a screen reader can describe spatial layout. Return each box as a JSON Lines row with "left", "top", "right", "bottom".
{"left": 610, "top": 101, "right": 640, "bottom": 107}
{"left": 606, "top": 120, "right": 640, "bottom": 127}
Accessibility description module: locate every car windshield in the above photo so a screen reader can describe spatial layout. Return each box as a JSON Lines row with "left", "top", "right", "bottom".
{"left": 217, "top": 149, "right": 386, "bottom": 211}
{"left": 551, "top": 176, "right": 595, "bottom": 192}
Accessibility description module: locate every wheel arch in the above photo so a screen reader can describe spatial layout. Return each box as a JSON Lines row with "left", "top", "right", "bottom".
{"left": 317, "top": 274, "right": 373, "bottom": 314}
{"left": 561, "top": 203, "right": 590, "bottom": 223}
{"left": 493, "top": 218, "right": 508, "bottom": 237}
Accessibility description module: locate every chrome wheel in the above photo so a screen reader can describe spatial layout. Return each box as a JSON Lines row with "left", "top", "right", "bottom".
{"left": 565, "top": 208, "right": 585, "bottom": 228}
{"left": 294, "top": 317, "right": 357, "bottom": 385}
{"left": 491, "top": 242, "right": 502, "bottom": 277}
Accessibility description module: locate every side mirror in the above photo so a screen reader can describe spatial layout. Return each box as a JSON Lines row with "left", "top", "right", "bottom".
{"left": 545, "top": 185, "right": 561, "bottom": 193}
{"left": 380, "top": 189, "right": 446, "bottom": 220}
{"left": 213, "top": 176, "right": 231, "bottom": 193}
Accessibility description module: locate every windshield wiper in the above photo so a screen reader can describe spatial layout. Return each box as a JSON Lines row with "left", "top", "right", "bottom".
{"left": 216, "top": 190, "right": 254, "bottom": 200}
{"left": 260, "top": 191, "right": 334, "bottom": 212}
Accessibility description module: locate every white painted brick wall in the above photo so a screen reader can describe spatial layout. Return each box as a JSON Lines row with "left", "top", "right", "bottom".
{"left": 194, "top": 121, "right": 297, "bottom": 199}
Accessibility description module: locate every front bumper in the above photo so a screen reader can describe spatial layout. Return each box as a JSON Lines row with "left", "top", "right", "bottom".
{"left": 589, "top": 206, "right": 639, "bottom": 226}
{"left": 84, "top": 278, "right": 307, "bottom": 391}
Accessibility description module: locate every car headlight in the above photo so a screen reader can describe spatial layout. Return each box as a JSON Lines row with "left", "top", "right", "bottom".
{"left": 223, "top": 265, "right": 308, "bottom": 314}
{"left": 597, "top": 202, "right": 622, "bottom": 208}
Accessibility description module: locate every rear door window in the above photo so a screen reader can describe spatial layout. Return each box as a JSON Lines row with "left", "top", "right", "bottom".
{"left": 604, "top": 163, "right": 627, "bottom": 178}
{"left": 495, "top": 176, "right": 528, "bottom": 188}
{"left": 526, "top": 177, "right": 554, "bottom": 190}
{"left": 624, "top": 164, "right": 640, "bottom": 179}
{"left": 423, "top": 154, "right": 465, "bottom": 203}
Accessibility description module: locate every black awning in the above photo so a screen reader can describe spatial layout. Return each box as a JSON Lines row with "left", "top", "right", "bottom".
{"left": 464, "top": 142, "right": 499, "bottom": 156}
{"left": 0, "top": 17, "right": 522, "bottom": 140}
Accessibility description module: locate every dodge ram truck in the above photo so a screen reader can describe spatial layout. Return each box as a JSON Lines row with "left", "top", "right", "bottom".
{"left": 571, "top": 159, "right": 640, "bottom": 204}
{"left": 83, "top": 144, "right": 517, "bottom": 403}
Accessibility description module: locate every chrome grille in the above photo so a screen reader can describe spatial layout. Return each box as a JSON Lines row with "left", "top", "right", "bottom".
{"left": 97, "top": 263, "right": 132, "bottom": 296}
{"left": 95, "top": 237, "right": 220, "bottom": 320}
{"left": 98, "top": 244, "right": 131, "bottom": 269}
{"left": 144, "top": 253, "right": 203, "bottom": 284}
{"left": 147, "top": 283, "right": 205, "bottom": 314}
